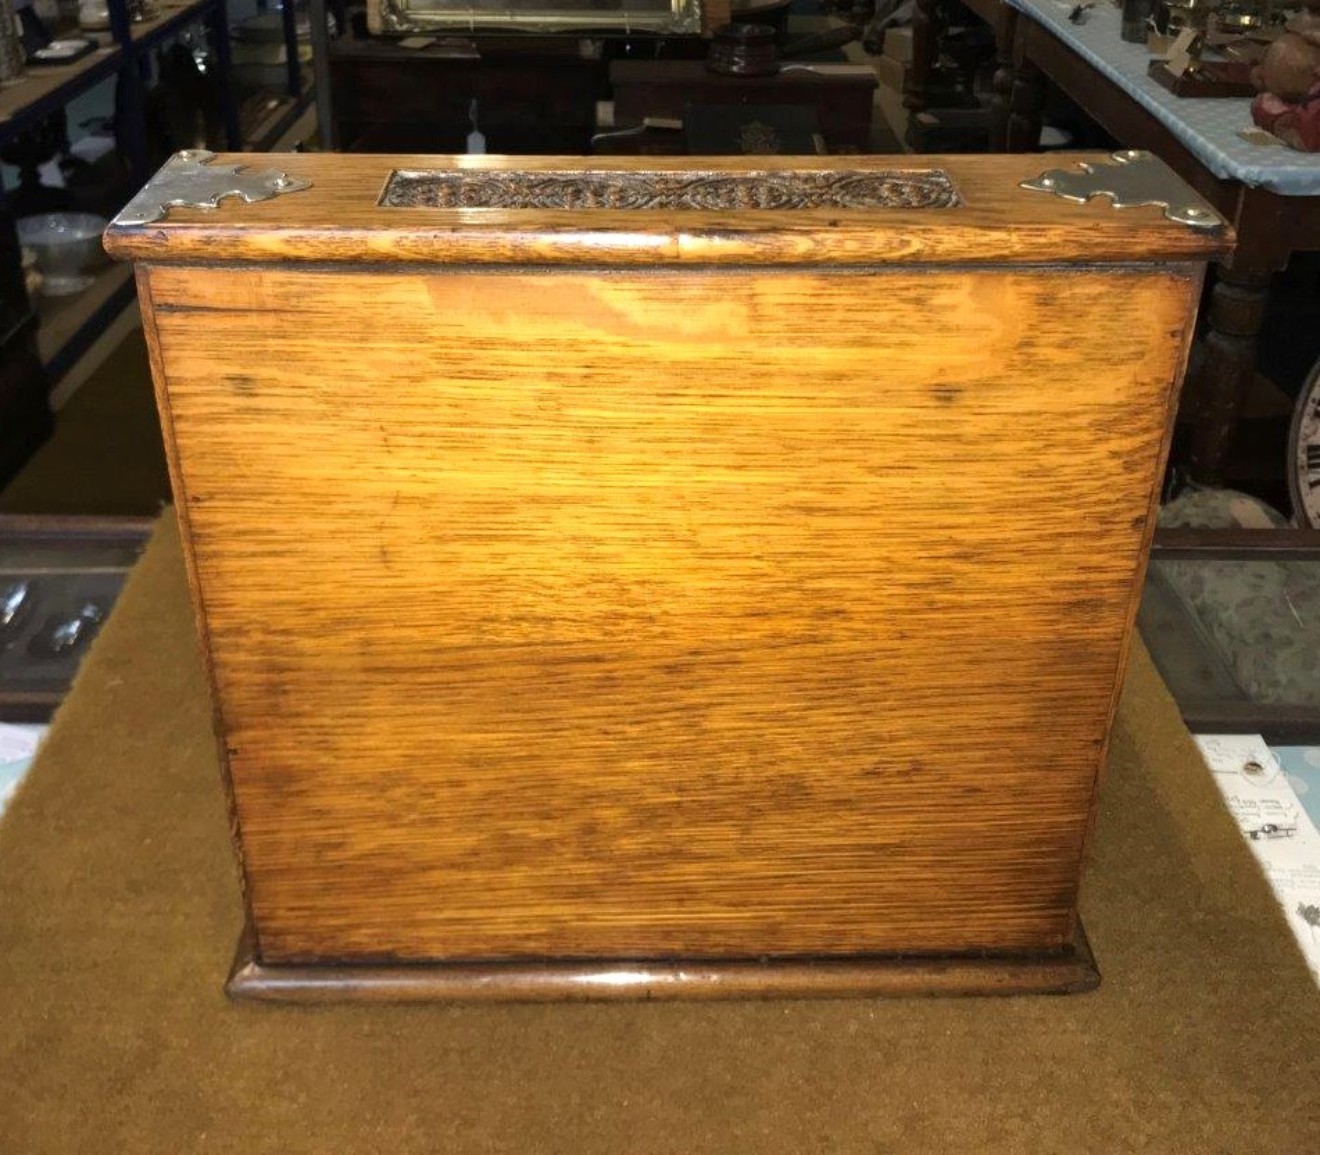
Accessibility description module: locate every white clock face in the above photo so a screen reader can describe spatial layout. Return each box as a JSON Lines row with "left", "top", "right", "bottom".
{"left": 1292, "top": 360, "right": 1320, "bottom": 529}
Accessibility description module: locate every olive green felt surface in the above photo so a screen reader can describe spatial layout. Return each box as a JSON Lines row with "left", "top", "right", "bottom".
{"left": 1, "top": 516, "right": 1317, "bottom": 1154}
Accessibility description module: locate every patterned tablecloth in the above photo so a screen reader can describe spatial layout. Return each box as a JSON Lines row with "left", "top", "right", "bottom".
{"left": 1010, "top": 0, "right": 1320, "bottom": 194}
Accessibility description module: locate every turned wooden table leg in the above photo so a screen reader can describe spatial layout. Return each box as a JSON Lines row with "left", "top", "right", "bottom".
{"left": 1184, "top": 268, "right": 1272, "bottom": 483}
{"left": 1006, "top": 47, "right": 1044, "bottom": 151}
{"left": 905, "top": 0, "right": 939, "bottom": 117}
{"left": 988, "top": 7, "right": 1019, "bottom": 152}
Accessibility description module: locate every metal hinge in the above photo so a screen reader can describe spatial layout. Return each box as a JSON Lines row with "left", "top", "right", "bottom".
{"left": 114, "top": 149, "right": 311, "bottom": 227}
{"left": 1020, "top": 149, "right": 1225, "bottom": 231}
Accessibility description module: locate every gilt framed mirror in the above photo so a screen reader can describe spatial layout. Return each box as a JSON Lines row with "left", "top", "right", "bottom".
{"left": 369, "top": 0, "right": 704, "bottom": 35}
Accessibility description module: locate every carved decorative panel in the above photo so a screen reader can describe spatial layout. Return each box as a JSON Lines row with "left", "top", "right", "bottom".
{"left": 381, "top": 168, "right": 962, "bottom": 212}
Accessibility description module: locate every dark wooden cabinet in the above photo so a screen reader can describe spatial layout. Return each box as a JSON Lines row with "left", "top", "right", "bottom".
{"left": 330, "top": 36, "right": 611, "bottom": 155}
{"left": 610, "top": 60, "right": 877, "bottom": 153}
{"left": 326, "top": 32, "right": 716, "bottom": 155}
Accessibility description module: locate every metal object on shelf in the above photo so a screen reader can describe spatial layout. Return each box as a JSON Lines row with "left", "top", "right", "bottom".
{"left": 113, "top": 149, "right": 312, "bottom": 226}
{"left": 1216, "top": 3, "right": 1263, "bottom": 31}
{"left": 17, "top": 213, "right": 111, "bottom": 297}
{"left": 0, "top": 0, "right": 26, "bottom": 84}
{"left": 1122, "top": 0, "right": 1156, "bottom": 41}
{"left": 28, "top": 601, "right": 104, "bottom": 658}
{"left": 0, "top": 580, "right": 29, "bottom": 636}
{"left": 708, "top": 23, "right": 780, "bottom": 77}
{"left": 0, "top": 516, "right": 153, "bottom": 723}
{"left": 1160, "top": 0, "right": 1222, "bottom": 33}
{"left": 1020, "top": 149, "right": 1226, "bottom": 230}
{"left": 78, "top": 0, "right": 111, "bottom": 31}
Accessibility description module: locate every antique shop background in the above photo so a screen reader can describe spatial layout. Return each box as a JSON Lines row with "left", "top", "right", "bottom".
{"left": 1, "top": 1, "right": 1318, "bottom": 1149}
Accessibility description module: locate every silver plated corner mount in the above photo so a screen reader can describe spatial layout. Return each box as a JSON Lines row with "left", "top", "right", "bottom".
{"left": 1020, "top": 149, "right": 1224, "bottom": 230}
{"left": 114, "top": 149, "right": 312, "bottom": 227}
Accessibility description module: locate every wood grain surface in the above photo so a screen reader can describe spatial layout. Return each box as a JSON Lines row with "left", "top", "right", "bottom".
{"left": 139, "top": 258, "right": 1201, "bottom": 965}
{"left": 102, "top": 152, "right": 1230, "bottom": 268}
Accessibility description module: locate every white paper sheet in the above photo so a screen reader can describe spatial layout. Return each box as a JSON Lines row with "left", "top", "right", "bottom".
{"left": 0, "top": 724, "right": 47, "bottom": 817}
{"left": 1195, "top": 735, "right": 1320, "bottom": 988}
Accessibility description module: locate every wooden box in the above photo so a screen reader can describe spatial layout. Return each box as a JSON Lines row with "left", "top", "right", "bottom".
{"left": 105, "top": 151, "right": 1225, "bottom": 1002}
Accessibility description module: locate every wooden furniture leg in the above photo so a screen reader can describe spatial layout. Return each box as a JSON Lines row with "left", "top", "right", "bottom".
{"left": 1181, "top": 194, "right": 1295, "bottom": 483}
{"left": 988, "top": 6, "right": 1018, "bottom": 152}
{"left": 1006, "top": 45, "right": 1043, "bottom": 151}
{"left": 905, "top": 0, "right": 939, "bottom": 115}
{"left": 1185, "top": 267, "right": 1272, "bottom": 482}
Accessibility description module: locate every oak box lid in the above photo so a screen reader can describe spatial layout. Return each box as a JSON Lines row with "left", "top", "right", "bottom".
{"left": 102, "top": 149, "right": 1231, "bottom": 268}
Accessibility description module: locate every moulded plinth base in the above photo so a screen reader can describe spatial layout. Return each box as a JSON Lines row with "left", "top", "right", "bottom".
{"left": 227, "top": 923, "right": 1100, "bottom": 1003}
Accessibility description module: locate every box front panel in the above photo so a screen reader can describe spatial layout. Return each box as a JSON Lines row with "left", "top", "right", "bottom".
{"left": 145, "top": 264, "right": 1193, "bottom": 963}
